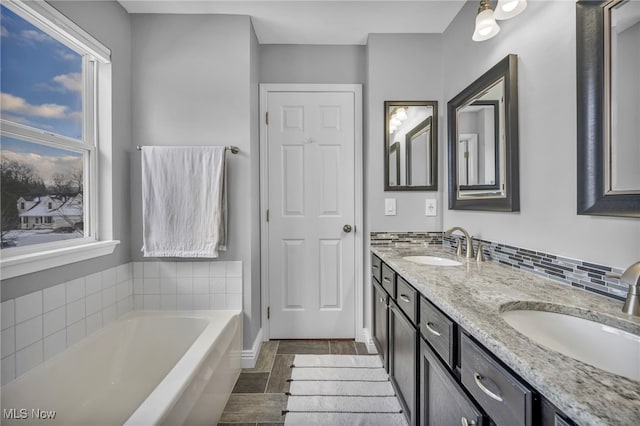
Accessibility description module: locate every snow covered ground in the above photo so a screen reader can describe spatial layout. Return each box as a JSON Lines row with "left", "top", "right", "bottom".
{"left": 2, "top": 229, "right": 83, "bottom": 248}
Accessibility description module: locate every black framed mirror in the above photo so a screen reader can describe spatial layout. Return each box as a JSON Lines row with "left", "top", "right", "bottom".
{"left": 577, "top": 0, "right": 640, "bottom": 217}
{"left": 447, "top": 54, "right": 519, "bottom": 211}
{"left": 384, "top": 101, "right": 438, "bottom": 191}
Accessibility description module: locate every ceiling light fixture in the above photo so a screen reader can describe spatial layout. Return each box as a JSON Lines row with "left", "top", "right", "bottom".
{"left": 472, "top": 0, "right": 500, "bottom": 42}
{"left": 494, "top": 0, "right": 527, "bottom": 20}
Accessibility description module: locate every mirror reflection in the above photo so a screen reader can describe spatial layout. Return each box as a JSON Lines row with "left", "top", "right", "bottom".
{"left": 456, "top": 79, "right": 505, "bottom": 198}
{"left": 384, "top": 101, "right": 438, "bottom": 191}
{"left": 607, "top": 0, "right": 640, "bottom": 194}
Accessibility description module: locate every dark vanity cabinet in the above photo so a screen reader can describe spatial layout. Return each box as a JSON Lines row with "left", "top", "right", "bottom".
{"left": 371, "top": 254, "right": 389, "bottom": 371}
{"left": 372, "top": 280, "right": 389, "bottom": 371}
{"left": 421, "top": 339, "right": 485, "bottom": 426}
{"left": 389, "top": 300, "right": 418, "bottom": 426}
{"left": 372, "top": 252, "right": 576, "bottom": 426}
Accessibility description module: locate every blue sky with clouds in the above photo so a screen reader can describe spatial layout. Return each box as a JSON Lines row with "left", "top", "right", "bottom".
{"left": 1, "top": 5, "right": 84, "bottom": 186}
{"left": 1, "top": 4, "right": 83, "bottom": 140}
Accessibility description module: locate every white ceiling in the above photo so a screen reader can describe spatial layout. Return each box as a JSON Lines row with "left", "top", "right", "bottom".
{"left": 118, "top": 1, "right": 467, "bottom": 45}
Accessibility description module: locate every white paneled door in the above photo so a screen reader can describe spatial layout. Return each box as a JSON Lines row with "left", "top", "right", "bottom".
{"left": 267, "top": 91, "right": 356, "bottom": 339}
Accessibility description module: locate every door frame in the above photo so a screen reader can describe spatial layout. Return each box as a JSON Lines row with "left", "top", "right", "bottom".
{"left": 259, "top": 83, "right": 364, "bottom": 342}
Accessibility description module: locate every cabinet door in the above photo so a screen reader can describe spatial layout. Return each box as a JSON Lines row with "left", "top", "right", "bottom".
{"left": 389, "top": 302, "right": 417, "bottom": 426}
{"left": 372, "top": 281, "right": 389, "bottom": 372}
{"left": 421, "top": 339, "right": 485, "bottom": 426}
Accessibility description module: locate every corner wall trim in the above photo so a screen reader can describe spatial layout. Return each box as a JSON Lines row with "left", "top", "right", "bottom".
{"left": 360, "top": 327, "right": 377, "bottom": 355}
{"left": 242, "top": 328, "right": 263, "bottom": 369}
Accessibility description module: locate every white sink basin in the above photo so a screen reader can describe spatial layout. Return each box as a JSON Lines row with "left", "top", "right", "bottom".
{"left": 501, "top": 309, "right": 640, "bottom": 381}
{"left": 402, "top": 256, "right": 463, "bottom": 267}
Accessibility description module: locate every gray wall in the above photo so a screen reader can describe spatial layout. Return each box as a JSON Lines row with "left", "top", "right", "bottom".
{"left": 366, "top": 34, "right": 444, "bottom": 234}
{"left": 130, "top": 14, "right": 261, "bottom": 348}
{"left": 1, "top": 1, "right": 132, "bottom": 302}
{"left": 260, "top": 44, "right": 365, "bottom": 83}
{"left": 249, "top": 24, "right": 261, "bottom": 347}
{"left": 364, "top": 33, "right": 444, "bottom": 336}
{"left": 442, "top": 1, "right": 640, "bottom": 268}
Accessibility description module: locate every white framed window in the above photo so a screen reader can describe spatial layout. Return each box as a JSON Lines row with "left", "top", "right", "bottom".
{"left": 1, "top": 0, "right": 118, "bottom": 277}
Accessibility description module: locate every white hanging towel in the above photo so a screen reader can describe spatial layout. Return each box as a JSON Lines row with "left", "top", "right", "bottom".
{"left": 141, "top": 146, "right": 227, "bottom": 257}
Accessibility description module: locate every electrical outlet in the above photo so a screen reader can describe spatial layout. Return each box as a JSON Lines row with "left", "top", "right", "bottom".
{"left": 385, "top": 198, "right": 396, "bottom": 216}
{"left": 425, "top": 199, "right": 437, "bottom": 216}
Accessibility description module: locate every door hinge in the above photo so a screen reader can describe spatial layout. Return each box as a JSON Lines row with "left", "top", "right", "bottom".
{"left": 266, "top": 112, "right": 269, "bottom": 125}
{"left": 267, "top": 306, "right": 270, "bottom": 320}
{"left": 266, "top": 209, "right": 270, "bottom": 222}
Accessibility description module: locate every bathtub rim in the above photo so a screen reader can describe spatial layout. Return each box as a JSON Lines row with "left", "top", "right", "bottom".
{"left": 124, "top": 309, "right": 242, "bottom": 425}
{"left": 1, "top": 310, "right": 242, "bottom": 425}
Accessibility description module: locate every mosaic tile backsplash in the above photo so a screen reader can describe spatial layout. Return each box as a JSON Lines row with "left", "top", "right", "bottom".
{"left": 370, "top": 231, "right": 628, "bottom": 301}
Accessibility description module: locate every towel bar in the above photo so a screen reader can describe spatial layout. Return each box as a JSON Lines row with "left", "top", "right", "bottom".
{"left": 136, "top": 145, "right": 239, "bottom": 154}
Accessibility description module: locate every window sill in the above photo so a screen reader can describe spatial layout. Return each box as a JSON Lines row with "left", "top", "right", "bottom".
{"left": 0, "top": 240, "right": 120, "bottom": 279}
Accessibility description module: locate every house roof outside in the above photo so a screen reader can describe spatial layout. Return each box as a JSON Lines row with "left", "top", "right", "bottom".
{"left": 19, "top": 194, "right": 83, "bottom": 218}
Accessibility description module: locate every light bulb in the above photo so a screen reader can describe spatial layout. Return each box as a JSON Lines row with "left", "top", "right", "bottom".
{"left": 494, "top": 0, "right": 527, "bottom": 20}
{"left": 472, "top": 7, "right": 500, "bottom": 42}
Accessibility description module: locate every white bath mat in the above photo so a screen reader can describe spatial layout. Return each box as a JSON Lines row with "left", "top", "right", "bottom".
{"left": 284, "top": 412, "right": 408, "bottom": 426}
{"left": 287, "top": 395, "right": 402, "bottom": 413}
{"left": 290, "top": 367, "right": 389, "bottom": 381}
{"left": 284, "top": 355, "right": 408, "bottom": 426}
{"left": 288, "top": 380, "right": 395, "bottom": 396}
{"left": 292, "top": 354, "right": 383, "bottom": 368}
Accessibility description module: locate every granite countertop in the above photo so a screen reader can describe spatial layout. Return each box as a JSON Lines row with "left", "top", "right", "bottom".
{"left": 371, "top": 244, "right": 640, "bottom": 426}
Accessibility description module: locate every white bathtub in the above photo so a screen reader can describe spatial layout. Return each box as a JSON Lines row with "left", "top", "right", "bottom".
{"left": 1, "top": 310, "right": 242, "bottom": 425}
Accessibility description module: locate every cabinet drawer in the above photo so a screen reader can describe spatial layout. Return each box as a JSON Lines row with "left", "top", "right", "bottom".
{"left": 396, "top": 276, "right": 418, "bottom": 325}
{"left": 371, "top": 254, "right": 382, "bottom": 283}
{"left": 420, "top": 297, "right": 455, "bottom": 369}
{"left": 461, "top": 334, "right": 534, "bottom": 426}
{"left": 381, "top": 263, "right": 395, "bottom": 296}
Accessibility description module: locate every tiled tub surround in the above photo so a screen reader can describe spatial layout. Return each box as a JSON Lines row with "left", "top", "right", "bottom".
{"left": 131, "top": 261, "right": 243, "bottom": 311}
{"left": 372, "top": 245, "right": 640, "bottom": 425}
{"left": 1, "top": 260, "right": 242, "bottom": 385}
{"left": 371, "top": 231, "right": 628, "bottom": 301}
{"left": 1, "top": 264, "right": 134, "bottom": 386}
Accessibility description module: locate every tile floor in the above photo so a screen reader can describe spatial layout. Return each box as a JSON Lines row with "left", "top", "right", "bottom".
{"left": 218, "top": 340, "right": 370, "bottom": 425}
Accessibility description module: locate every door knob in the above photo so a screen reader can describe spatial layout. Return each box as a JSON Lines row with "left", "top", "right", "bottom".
{"left": 343, "top": 224, "right": 352, "bottom": 233}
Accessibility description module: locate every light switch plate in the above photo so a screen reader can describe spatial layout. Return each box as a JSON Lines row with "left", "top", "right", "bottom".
{"left": 385, "top": 198, "right": 396, "bottom": 216}
{"left": 425, "top": 199, "right": 437, "bottom": 216}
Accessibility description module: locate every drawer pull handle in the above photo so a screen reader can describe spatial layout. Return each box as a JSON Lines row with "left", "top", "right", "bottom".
{"left": 379, "top": 297, "right": 384, "bottom": 303}
{"left": 372, "top": 264, "right": 379, "bottom": 270}
{"left": 473, "top": 372, "right": 504, "bottom": 402}
{"left": 399, "top": 294, "right": 411, "bottom": 303}
{"left": 425, "top": 322, "right": 441, "bottom": 336}
{"left": 383, "top": 277, "right": 391, "bottom": 283}
{"left": 461, "top": 417, "right": 476, "bottom": 426}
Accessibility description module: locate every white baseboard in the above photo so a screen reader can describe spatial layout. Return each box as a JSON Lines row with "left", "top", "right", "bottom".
{"left": 358, "top": 327, "right": 377, "bottom": 354}
{"left": 241, "top": 328, "right": 263, "bottom": 369}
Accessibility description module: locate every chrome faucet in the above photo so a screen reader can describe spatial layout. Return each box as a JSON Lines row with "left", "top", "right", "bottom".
{"left": 621, "top": 261, "right": 640, "bottom": 316}
{"left": 444, "top": 227, "right": 474, "bottom": 260}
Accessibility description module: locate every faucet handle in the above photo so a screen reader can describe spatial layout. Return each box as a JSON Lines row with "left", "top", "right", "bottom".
{"left": 621, "top": 261, "right": 640, "bottom": 316}
{"left": 476, "top": 243, "right": 486, "bottom": 262}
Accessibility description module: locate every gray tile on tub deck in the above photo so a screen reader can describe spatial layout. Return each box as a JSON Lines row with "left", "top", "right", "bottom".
{"left": 276, "top": 340, "right": 329, "bottom": 354}
{"left": 218, "top": 394, "right": 287, "bottom": 424}
{"left": 329, "top": 340, "right": 357, "bottom": 355}
{"left": 265, "top": 354, "right": 294, "bottom": 394}
{"left": 245, "top": 340, "right": 278, "bottom": 373}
